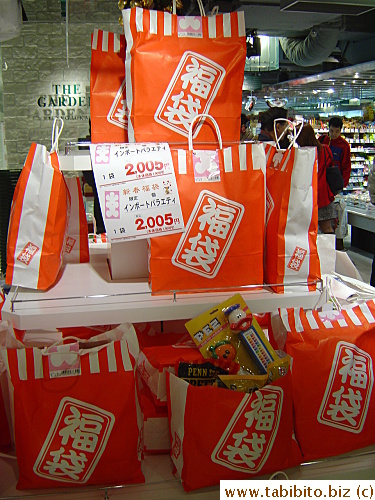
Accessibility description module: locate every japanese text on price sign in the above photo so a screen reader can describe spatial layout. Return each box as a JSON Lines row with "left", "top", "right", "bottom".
{"left": 90, "top": 143, "right": 184, "bottom": 242}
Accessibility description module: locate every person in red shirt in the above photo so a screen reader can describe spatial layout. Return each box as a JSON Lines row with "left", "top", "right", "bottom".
{"left": 319, "top": 116, "right": 351, "bottom": 187}
{"left": 297, "top": 124, "right": 335, "bottom": 234}
{"left": 319, "top": 116, "right": 351, "bottom": 250}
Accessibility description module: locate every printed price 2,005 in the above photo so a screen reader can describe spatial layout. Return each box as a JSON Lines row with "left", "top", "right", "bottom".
{"left": 125, "top": 161, "right": 165, "bottom": 175}
{"left": 135, "top": 213, "right": 179, "bottom": 231}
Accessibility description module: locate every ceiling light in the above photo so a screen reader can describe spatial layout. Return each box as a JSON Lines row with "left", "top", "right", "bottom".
{"left": 364, "top": 80, "right": 368, "bottom": 84}
{"left": 354, "top": 73, "right": 359, "bottom": 78}
{"left": 327, "top": 89, "right": 334, "bottom": 94}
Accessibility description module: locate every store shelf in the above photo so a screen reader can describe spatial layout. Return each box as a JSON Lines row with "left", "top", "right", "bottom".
{"left": 2, "top": 254, "right": 321, "bottom": 330}
{"left": 347, "top": 206, "right": 375, "bottom": 232}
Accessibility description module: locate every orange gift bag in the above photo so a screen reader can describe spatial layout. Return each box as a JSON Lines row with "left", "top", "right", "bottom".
{"left": 264, "top": 134, "right": 320, "bottom": 293}
{"left": 282, "top": 301, "right": 375, "bottom": 460}
{"left": 6, "top": 122, "right": 69, "bottom": 290}
{"left": 148, "top": 115, "right": 266, "bottom": 293}
{"left": 90, "top": 29, "right": 128, "bottom": 143}
{"left": 167, "top": 371, "right": 302, "bottom": 491}
{"left": 122, "top": 5, "right": 246, "bottom": 144}
{"left": 0, "top": 325, "right": 144, "bottom": 489}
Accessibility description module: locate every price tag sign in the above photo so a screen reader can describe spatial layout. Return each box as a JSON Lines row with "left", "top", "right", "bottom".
{"left": 90, "top": 143, "right": 184, "bottom": 242}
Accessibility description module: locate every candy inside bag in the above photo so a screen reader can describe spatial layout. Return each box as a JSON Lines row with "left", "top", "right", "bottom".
{"left": 185, "top": 293, "right": 262, "bottom": 375}
{"left": 217, "top": 374, "right": 268, "bottom": 393}
{"left": 176, "top": 360, "right": 229, "bottom": 386}
{"left": 216, "top": 352, "right": 291, "bottom": 392}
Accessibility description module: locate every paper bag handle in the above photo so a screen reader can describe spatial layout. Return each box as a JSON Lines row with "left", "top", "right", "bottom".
{"left": 274, "top": 117, "right": 304, "bottom": 151}
{"left": 188, "top": 114, "right": 223, "bottom": 151}
{"left": 50, "top": 117, "right": 64, "bottom": 153}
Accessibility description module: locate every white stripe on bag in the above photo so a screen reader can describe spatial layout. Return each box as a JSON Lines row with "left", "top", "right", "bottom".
{"left": 323, "top": 320, "right": 333, "bottom": 329}
{"left": 164, "top": 11, "right": 172, "bottom": 36}
{"left": 150, "top": 10, "right": 158, "bottom": 34}
{"left": 346, "top": 308, "right": 362, "bottom": 326}
{"left": 223, "top": 13, "right": 231, "bottom": 37}
{"left": 224, "top": 147, "right": 233, "bottom": 172}
{"left": 17, "top": 349, "right": 27, "bottom": 381}
{"left": 92, "top": 29, "right": 98, "bottom": 50}
{"left": 121, "top": 341, "right": 133, "bottom": 371}
{"left": 12, "top": 145, "right": 54, "bottom": 289}
{"left": 239, "top": 144, "right": 247, "bottom": 171}
{"left": 107, "top": 342, "right": 117, "bottom": 372}
{"left": 252, "top": 143, "right": 266, "bottom": 173}
{"left": 102, "top": 31, "right": 109, "bottom": 52}
{"left": 33, "top": 348, "right": 43, "bottom": 379}
{"left": 136, "top": 7, "right": 144, "bottom": 32}
{"left": 294, "top": 309, "right": 304, "bottom": 333}
{"left": 208, "top": 16, "right": 216, "bottom": 38}
{"left": 280, "top": 309, "right": 291, "bottom": 332}
{"left": 338, "top": 318, "right": 348, "bottom": 327}
{"left": 178, "top": 150, "right": 187, "bottom": 174}
{"left": 237, "top": 11, "right": 246, "bottom": 37}
{"left": 282, "top": 148, "right": 315, "bottom": 291}
{"left": 123, "top": 9, "right": 135, "bottom": 142}
{"left": 89, "top": 351, "right": 100, "bottom": 373}
{"left": 114, "top": 32, "right": 121, "bottom": 53}
{"left": 306, "top": 310, "right": 319, "bottom": 329}
{"left": 359, "top": 302, "right": 375, "bottom": 323}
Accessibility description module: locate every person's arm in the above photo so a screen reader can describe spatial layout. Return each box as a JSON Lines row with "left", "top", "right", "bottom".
{"left": 340, "top": 140, "right": 352, "bottom": 187}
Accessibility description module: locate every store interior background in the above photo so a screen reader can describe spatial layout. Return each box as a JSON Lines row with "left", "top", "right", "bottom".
{"left": 1, "top": 0, "right": 375, "bottom": 280}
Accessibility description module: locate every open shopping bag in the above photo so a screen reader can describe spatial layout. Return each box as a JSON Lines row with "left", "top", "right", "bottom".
{"left": 122, "top": 1, "right": 246, "bottom": 145}
{"left": 0, "top": 324, "right": 144, "bottom": 489}
{"left": 264, "top": 119, "right": 320, "bottom": 293}
{"left": 90, "top": 29, "right": 128, "bottom": 143}
{"left": 279, "top": 299, "right": 375, "bottom": 460}
{"left": 167, "top": 371, "right": 302, "bottom": 491}
{"left": 6, "top": 119, "right": 70, "bottom": 290}
{"left": 148, "top": 114, "right": 266, "bottom": 293}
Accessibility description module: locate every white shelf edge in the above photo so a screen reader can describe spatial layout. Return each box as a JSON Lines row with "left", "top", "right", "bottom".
{"left": 2, "top": 259, "right": 321, "bottom": 330}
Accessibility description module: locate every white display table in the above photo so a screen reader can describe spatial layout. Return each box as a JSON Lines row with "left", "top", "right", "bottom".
{"left": 2, "top": 253, "right": 322, "bottom": 330}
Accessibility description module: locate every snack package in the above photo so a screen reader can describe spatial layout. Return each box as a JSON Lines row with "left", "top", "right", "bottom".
{"left": 217, "top": 374, "right": 268, "bottom": 392}
{"left": 176, "top": 360, "right": 228, "bottom": 387}
{"left": 185, "top": 293, "right": 288, "bottom": 381}
{"left": 216, "top": 353, "right": 291, "bottom": 392}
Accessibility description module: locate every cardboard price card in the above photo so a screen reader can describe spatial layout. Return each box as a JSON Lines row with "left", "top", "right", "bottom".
{"left": 90, "top": 143, "right": 184, "bottom": 242}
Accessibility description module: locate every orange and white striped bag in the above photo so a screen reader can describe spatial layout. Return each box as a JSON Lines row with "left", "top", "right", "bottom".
{"left": 90, "top": 29, "right": 128, "bottom": 143}
{"left": 264, "top": 143, "right": 320, "bottom": 293}
{"left": 148, "top": 115, "right": 266, "bottom": 293}
{"left": 6, "top": 142, "right": 69, "bottom": 290}
{"left": 122, "top": 6, "right": 246, "bottom": 145}
{"left": 63, "top": 176, "right": 90, "bottom": 264}
{"left": 0, "top": 325, "right": 144, "bottom": 489}
{"left": 281, "top": 301, "right": 375, "bottom": 460}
